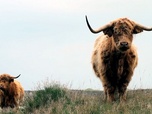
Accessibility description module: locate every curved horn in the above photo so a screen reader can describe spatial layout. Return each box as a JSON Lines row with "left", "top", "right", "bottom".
{"left": 85, "top": 15, "right": 113, "bottom": 34}
{"left": 13, "top": 74, "right": 21, "bottom": 79}
{"left": 135, "top": 23, "right": 152, "bottom": 31}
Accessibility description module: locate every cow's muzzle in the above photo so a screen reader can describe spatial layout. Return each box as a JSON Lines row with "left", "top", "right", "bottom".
{"left": 119, "top": 42, "right": 129, "bottom": 51}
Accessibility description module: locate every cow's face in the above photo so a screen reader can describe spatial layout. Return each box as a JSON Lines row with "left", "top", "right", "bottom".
{"left": 112, "top": 18, "right": 134, "bottom": 52}
{"left": 86, "top": 16, "right": 151, "bottom": 52}
{"left": 0, "top": 74, "right": 14, "bottom": 91}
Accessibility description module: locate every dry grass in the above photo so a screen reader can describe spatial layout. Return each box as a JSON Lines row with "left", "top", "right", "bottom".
{"left": 1, "top": 84, "right": 152, "bottom": 114}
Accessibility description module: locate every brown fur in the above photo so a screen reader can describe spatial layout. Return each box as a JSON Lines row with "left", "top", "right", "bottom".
{"left": 91, "top": 18, "right": 145, "bottom": 102}
{"left": 0, "top": 74, "right": 24, "bottom": 109}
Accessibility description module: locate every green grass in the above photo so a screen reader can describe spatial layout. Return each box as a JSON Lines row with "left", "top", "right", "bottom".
{"left": 1, "top": 83, "right": 152, "bottom": 114}
{"left": 24, "top": 84, "right": 67, "bottom": 113}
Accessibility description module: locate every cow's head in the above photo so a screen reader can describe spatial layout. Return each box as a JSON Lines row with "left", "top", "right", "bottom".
{"left": 86, "top": 16, "right": 152, "bottom": 52}
{"left": 0, "top": 74, "right": 21, "bottom": 92}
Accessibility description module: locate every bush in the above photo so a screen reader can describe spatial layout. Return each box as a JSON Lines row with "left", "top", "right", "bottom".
{"left": 24, "top": 84, "right": 67, "bottom": 113}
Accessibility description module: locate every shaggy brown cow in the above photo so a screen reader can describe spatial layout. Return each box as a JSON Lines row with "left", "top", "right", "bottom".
{"left": 0, "top": 74, "right": 24, "bottom": 109}
{"left": 86, "top": 16, "right": 152, "bottom": 102}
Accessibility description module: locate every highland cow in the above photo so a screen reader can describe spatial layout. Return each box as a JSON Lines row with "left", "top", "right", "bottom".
{"left": 85, "top": 16, "right": 152, "bottom": 102}
{"left": 0, "top": 74, "right": 24, "bottom": 109}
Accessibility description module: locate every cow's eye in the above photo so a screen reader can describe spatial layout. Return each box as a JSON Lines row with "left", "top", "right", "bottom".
{"left": 114, "top": 31, "right": 122, "bottom": 36}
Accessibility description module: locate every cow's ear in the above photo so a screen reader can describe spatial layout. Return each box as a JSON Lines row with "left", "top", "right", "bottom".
{"left": 103, "top": 27, "right": 113, "bottom": 37}
{"left": 9, "top": 78, "right": 14, "bottom": 83}
{"left": 133, "top": 26, "right": 143, "bottom": 34}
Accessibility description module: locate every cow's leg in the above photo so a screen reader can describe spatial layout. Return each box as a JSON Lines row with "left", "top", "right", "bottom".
{"left": 14, "top": 97, "right": 20, "bottom": 110}
{"left": 103, "top": 84, "right": 108, "bottom": 101}
{"left": 100, "top": 69, "right": 116, "bottom": 102}
{"left": 118, "top": 67, "right": 133, "bottom": 102}
{"left": 118, "top": 76, "right": 130, "bottom": 102}
{"left": 118, "top": 83, "right": 128, "bottom": 102}
{"left": 107, "top": 85, "right": 116, "bottom": 102}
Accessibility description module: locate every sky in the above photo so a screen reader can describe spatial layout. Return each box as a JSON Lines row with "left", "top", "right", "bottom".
{"left": 0, "top": 0, "right": 152, "bottom": 90}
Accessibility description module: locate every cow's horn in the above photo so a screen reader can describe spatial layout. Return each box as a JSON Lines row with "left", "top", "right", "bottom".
{"left": 135, "top": 23, "right": 152, "bottom": 31}
{"left": 85, "top": 15, "right": 113, "bottom": 34}
{"left": 13, "top": 74, "right": 21, "bottom": 79}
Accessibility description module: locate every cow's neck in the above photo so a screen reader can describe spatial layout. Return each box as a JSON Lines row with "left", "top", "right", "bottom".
{"left": 113, "top": 49, "right": 131, "bottom": 77}
{"left": 114, "top": 50, "right": 127, "bottom": 59}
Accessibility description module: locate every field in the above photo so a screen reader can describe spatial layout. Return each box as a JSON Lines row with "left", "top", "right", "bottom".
{"left": 1, "top": 84, "right": 152, "bottom": 114}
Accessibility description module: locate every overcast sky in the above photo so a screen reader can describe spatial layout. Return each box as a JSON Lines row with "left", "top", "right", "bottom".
{"left": 0, "top": 0, "right": 152, "bottom": 90}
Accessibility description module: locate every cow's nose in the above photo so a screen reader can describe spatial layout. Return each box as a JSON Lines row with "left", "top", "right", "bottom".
{"left": 120, "top": 42, "right": 128, "bottom": 47}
